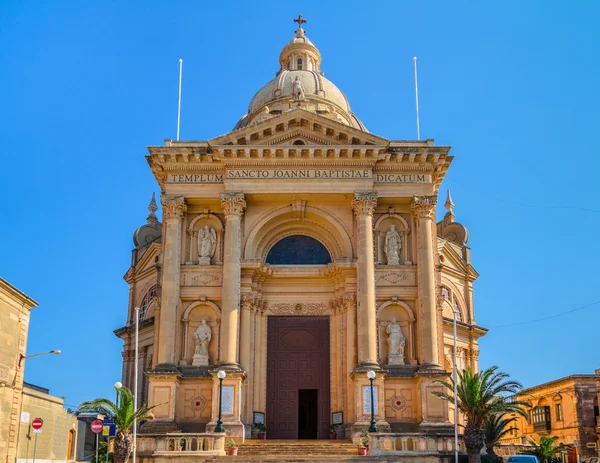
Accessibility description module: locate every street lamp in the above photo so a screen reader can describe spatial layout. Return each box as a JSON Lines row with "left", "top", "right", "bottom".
{"left": 367, "top": 370, "right": 378, "bottom": 433}
{"left": 133, "top": 307, "right": 140, "bottom": 463}
{"left": 214, "top": 370, "right": 226, "bottom": 433}
{"left": 114, "top": 382, "right": 122, "bottom": 407}
{"left": 18, "top": 350, "right": 61, "bottom": 368}
{"left": 452, "top": 307, "right": 459, "bottom": 463}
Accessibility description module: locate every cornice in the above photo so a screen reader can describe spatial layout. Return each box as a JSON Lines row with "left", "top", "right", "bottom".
{"left": 519, "top": 375, "right": 599, "bottom": 395}
{"left": 442, "top": 318, "right": 488, "bottom": 336}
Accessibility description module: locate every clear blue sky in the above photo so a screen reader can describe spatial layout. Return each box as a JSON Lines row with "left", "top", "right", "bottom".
{"left": 1, "top": 1, "right": 599, "bottom": 409}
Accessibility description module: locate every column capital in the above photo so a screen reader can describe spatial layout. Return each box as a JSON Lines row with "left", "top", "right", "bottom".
{"left": 161, "top": 196, "right": 187, "bottom": 220}
{"left": 411, "top": 195, "right": 437, "bottom": 220}
{"left": 352, "top": 192, "right": 378, "bottom": 216}
{"left": 220, "top": 192, "right": 246, "bottom": 218}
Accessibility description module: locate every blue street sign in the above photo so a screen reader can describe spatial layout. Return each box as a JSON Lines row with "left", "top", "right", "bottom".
{"left": 103, "top": 419, "right": 116, "bottom": 437}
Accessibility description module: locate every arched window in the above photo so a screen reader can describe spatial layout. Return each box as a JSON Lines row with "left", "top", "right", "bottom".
{"left": 293, "top": 140, "right": 305, "bottom": 145}
{"left": 139, "top": 285, "right": 157, "bottom": 320}
{"left": 266, "top": 235, "right": 332, "bottom": 265}
{"left": 297, "top": 58, "right": 303, "bottom": 70}
{"left": 453, "top": 297, "right": 463, "bottom": 322}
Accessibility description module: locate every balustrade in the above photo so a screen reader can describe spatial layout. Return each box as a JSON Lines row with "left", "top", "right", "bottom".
{"left": 137, "top": 433, "right": 226, "bottom": 457}
{"left": 367, "top": 433, "right": 465, "bottom": 456}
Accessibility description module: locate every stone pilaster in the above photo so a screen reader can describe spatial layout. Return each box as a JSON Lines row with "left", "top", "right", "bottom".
{"left": 411, "top": 195, "right": 441, "bottom": 370}
{"left": 156, "top": 196, "right": 186, "bottom": 366}
{"left": 219, "top": 192, "right": 246, "bottom": 367}
{"left": 352, "top": 192, "right": 379, "bottom": 368}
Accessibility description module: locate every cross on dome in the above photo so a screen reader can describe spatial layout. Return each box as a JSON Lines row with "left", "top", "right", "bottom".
{"left": 293, "top": 14, "right": 307, "bottom": 30}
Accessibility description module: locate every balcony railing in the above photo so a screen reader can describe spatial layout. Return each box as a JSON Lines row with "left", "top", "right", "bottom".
{"left": 533, "top": 421, "right": 552, "bottom": 432}
{"left": 367, "top": 433, "right": 466, "bottom": 456}
{"left": 136, "top": 433, "right": 226, "bottom": 457}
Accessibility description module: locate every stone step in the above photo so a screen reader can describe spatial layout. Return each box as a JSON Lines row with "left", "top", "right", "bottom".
{"left": 211, "top": 457, "right": 383, "bottom": 463}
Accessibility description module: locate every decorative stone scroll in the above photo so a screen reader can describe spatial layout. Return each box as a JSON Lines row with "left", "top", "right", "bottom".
{"left": 268, "top": 302, "right": 329, "bottom": 316}
{"left": 329, "top": 293, "right": 357, "bottom": 314}
{"left": 220, "top": 192, "right": 246, "bottom": 217}
{"left": 410, "top": 195, "right": 437, "bottom": 220}
{"left": 161, "top": 196, "right": 187, "bottom": 220}
{"left": 352, "top": 192, "right": 378, "bottom": 216}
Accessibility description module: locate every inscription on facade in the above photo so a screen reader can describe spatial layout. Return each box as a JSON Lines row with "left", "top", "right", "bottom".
{"left": 228, "top": 169, "right": 372, "bottom": 179}
{"left": 375, "top": 174, "right": 428, "bottom": 183}
{"left": 168, "top": 171, "right": 430, "bottom": 183}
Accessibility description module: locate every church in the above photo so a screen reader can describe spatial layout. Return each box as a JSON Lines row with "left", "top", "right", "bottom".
{"left": 115, "top": 16, "right": 486, "bottom": 442}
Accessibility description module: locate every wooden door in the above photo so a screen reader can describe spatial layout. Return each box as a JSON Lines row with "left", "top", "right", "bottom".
{"left": 266, "top": 317, "right": 330, "bottom": 439}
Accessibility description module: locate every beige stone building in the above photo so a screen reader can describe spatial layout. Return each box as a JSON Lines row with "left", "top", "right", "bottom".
{"left": 16, "top": 383, "right": 78, "bottom": 463}
{"left": 116, "top": 19, "right": 486, "bottom": 441}
{"left": 0, "top": 278, "right": 38, "bottom": 463}
{"left": 497, "top": 373, "right": 600, "bottom": 463}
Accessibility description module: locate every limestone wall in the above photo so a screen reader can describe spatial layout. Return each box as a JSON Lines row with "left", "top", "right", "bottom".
{"left": 16, "top": 385, "right": 78, "bottom": 463}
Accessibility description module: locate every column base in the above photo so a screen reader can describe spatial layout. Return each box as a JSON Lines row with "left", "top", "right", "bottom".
{"left": 418, "top": 420, "right": 455, "bottom": 435}
{"left": 205, "top": 421, "right": 247, "bottom": 441}
{"left": 352, "top": 361, "right": 381, "bottom": 373}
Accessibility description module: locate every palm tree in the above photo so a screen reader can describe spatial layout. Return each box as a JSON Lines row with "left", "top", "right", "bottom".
{"left": 521, "top": 436, "right": 572, "bottom": 463}
{"left": 76, "top": 385, "right": 156, "bottom": 463}
{"left": 484, "top": 414, "right": 517, "bottom": 456}
{"left": 433, "top": 366, "right": 530, "bottom": 463}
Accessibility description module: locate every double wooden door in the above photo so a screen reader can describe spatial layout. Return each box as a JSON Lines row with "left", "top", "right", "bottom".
{"left": 266, "top": 316, "right": 330, "bottom": 439}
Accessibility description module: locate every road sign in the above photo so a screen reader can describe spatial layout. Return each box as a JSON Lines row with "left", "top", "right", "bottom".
{"left": 20, "top": 412, "right": 30, "bottom": 424}
{"left": 574, "top": 440, "right": 578, "bottom": 447}
{"left": 32, "top": 429, "right": 42, "bottom": 434}
{"left": 103, "top": 419, "right": 116, "bottom": 437}
{"left": 31, "top": 418, "right": 43, "bottom": 430}
{"left": 91, "top": 420, "right": 103, "bottom": 433}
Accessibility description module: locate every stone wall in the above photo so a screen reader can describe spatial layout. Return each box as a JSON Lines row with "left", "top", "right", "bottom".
{"left": 16, "top": 384, "right": 78, "bottom": 463}
{"left": 0, "top": 278, "right": 37, "bottom": 463}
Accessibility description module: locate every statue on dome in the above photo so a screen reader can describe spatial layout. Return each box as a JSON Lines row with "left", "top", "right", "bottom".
{"left": 197, "top": 225, "right": 217, "bottom": 265}
{"left": 387, "top": 318, "right": 405, "bottom": 365}
{"left": 384, "top": 224, "right": 402, "bottom": 266}
{"left": 192, "top": 319, "right": 211, "bottom": 366}
{"left": 290, "top": 76, "right": 306, "bottom": 101}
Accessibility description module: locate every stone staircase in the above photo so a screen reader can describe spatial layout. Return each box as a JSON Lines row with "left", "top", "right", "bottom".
{"left": 210, "top": 439, "right": 382, "bottom": 463}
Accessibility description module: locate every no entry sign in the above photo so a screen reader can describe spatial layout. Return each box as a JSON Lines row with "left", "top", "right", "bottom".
{"left": 31, "top": 418, "right": 43, "bottom": 430}
{"left": 91, "top": 420, "right": 103, "bottom": 433}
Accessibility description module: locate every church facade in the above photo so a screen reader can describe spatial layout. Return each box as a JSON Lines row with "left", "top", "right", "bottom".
{"left": 115, "top": 19, "right": 486, "bottom": 440}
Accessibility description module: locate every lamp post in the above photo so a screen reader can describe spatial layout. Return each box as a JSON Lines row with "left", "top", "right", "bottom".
{"left": 18, "top": 350, "right": 61, "bottom": 367}
{"left": 367, "top": 370, "right": 378, "bottom": 433}
{"left": 214, "top": 370, "right": 226, "bottom": 433}
{"left": 452, "top": 307, "right": 459, "bottom": 463}
{"left": 133, "top": 307, "right": 140, "bottom": 463}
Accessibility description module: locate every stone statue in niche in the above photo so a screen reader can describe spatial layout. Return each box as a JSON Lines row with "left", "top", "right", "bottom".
{"left": 384, "top": 224, "right": 402, "bottom": 266}
{"left": 192, "top": 320, "right": 212, "bottom": 366}
{"left": 386, "top": 318, "right": 405, "bottom": 365}
{"left": 197, "top": 225, "right": 217, "bottom": 265}
{"left": 290, "top": 76, "right": 306, "bottom": 101}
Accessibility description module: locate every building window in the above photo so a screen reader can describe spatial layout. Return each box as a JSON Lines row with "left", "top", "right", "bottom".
{"left": 293, "top": 140, "right": 305, "bottom": 145}
{"left": 555, "top": 403, "right": 563, "bottom": 421}
{"left": 297, "top": 58, "right": 303, "bottom": 70}
{"left": 453, "top": 297, "right": 463, "bottom": 322}
{"left": 532, "top": 406, "right": 551, "bottom": 431}
{"left": 138, "top": 285, "right": 157, "bottom": 321}
{"left": 441, "top": 286, "right": 450, "bottom": 300}
{"left": 266, "top": 235, "right": 332, "bottom": 265}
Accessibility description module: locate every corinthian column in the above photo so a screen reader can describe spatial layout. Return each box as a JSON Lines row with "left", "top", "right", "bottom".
{"left": 219, "top": 192, "right": 246, "bottom": 367}
{"left": 157, "top": 196, "right": 186, "bottom": 366}
{"left": 411, "top": 195, "right": 441, "bottom": 369}
{"left": 352, "top": 192, "right": 379, "bottom": 368}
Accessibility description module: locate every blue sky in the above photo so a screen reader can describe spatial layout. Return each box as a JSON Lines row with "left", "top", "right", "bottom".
{"left": 1, "top": 1, "right": 599, "bottom": 408}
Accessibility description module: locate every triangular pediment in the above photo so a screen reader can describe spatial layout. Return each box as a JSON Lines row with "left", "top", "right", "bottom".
{"left": 437, "top": 238, "right": 479, "bottom": 281}
{"left": 124, "top": 242, "right": 161, "bottom": 283}
{"left": 209, "top": 108, "right": 389, "bottom": 147}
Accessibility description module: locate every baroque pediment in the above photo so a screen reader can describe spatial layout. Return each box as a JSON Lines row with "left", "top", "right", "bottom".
{"left": 209, "top": 108, "right": 389, "bottom": 147}
{"left": 437, "top": 239, "right": 479, "bottom": 282}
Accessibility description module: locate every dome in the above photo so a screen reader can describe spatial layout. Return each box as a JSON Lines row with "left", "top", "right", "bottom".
{"left": 234, "top": 17, "right": 367, "bottom": 132}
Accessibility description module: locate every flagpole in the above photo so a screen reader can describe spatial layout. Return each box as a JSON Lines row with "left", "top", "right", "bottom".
{"left": 177, "top": 59, "right": 183, "bottom": 141}
{"left": 133, "top": 307, "right": 140, "bottom": 463}
{"left": 413, "top": 57, "right": 421, "bottom": 141}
